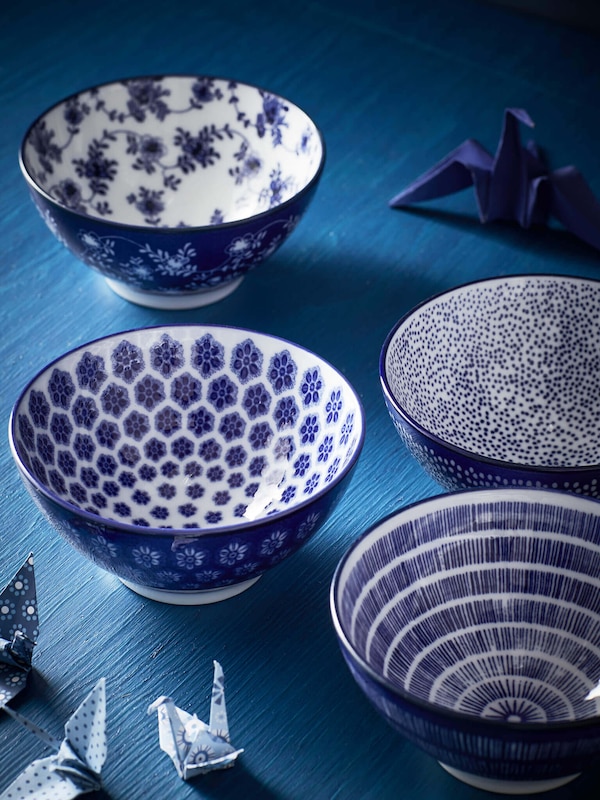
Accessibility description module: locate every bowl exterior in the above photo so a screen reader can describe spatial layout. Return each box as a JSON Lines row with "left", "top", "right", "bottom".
{"left": 10, "top": 324, "right": 364, "bottom": 594}
{"left": 332, "top": 488, "right": 600, "bottom": 783}
{"left": 27, "top": 183, "right": 319, "bottom": 297}
{"left": 340, "top": 644, "right": 600, "bottom": 782}
{"left": 21, "top": 75, "right": 325, "bottom": 299}
{"left": 16, "top": 461, "right": 351, "bottom": 592}
{"left": 383, "top": 395, "right": 600, "bottom": 497}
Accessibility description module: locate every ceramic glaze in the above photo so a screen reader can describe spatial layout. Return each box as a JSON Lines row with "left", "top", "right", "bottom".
{"left": 380, "top": 274, "right": 600, "bottom": 495}
{"left": 10, "top": 325, "right": 364, "bottom": 604}
{"left": 20, "top": 76, "right": 325, "bottom": 308}
{"left": 331, "top": 488, "right": 600, "bottom": 793}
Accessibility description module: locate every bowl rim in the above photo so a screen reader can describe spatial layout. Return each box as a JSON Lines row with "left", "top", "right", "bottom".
{"left": 9, "top": 322, "right": 365, "bottom": 540}
{"left": 18, "top": 73, "right": 327, "bottom": 233}
{"left": 330, "top": 485, "right": 600, "bottom": 733}
{"left": 379, "top": 272, "right": 600, "bottom": 475}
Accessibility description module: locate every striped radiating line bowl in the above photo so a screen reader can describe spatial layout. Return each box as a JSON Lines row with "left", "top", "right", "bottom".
{"left": 331, "top": 488, "right": 600, "bottom": 795}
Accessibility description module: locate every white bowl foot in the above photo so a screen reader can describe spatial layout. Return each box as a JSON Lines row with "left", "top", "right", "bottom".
{"left": 105, "top": 276, "right": 244, "bottom": 309}
{"left": 439, "top": 763, "right": 580, "bottom": 795}
{"left": 120, "top": 575, "right": 261, "bottom": 604}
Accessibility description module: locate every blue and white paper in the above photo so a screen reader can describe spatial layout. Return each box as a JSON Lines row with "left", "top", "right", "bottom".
{"left": 149, "top": 661, "right": 243, "bottom": 779}
{"left": 0, "top": 678, "right": 107, "bottom": 799}
{"left": 0, "top": 554, "right": 37, "bottom": 708}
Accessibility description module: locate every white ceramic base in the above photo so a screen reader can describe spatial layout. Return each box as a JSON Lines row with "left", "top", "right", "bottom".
{"left": 120, "top": 575, "right": 260, "bottom": 604}
{"left": 440, "top": 763, "right": 580, "bottom": 795}
{"left": 105, "top": 276, "right": 244, "bottom": 309}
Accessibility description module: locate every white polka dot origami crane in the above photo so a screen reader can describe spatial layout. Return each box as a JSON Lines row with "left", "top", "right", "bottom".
{"left": 0, "top": 554, "right": 37, "bottom": 709}
{"left": 390, "top": 108, "right": 600, "bottom": 252}
{"left": 0, "top": 678, "right": 107, "bottom": 799}
{"left": 148, "top": 660, "right": 243, "bottom": 779}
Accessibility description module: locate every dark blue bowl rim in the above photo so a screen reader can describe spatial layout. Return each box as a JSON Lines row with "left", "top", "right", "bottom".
{"left": 9, "top": 322, "right": 365, "bottom": 540}
{"left": 18, "top": 73, "right": 326, "bottom": 234}
{"left": 330, "top": 485, "right": 600, "bottom": 733}
{"left": 379, "top": 273, "right": 600, "bottom": 475}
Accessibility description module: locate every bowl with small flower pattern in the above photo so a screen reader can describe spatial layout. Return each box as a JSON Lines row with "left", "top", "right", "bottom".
{"left": 380, "top": 274, "right": 600, "bottom": 497}
{"left": 9, "top": 324, "right": 364, "bottom": 604}
{"left": 19, "top": 75, "right": 325, "bottom": 309}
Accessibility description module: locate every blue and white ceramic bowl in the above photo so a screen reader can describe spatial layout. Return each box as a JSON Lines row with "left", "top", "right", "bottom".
{"left": 331, "top": 488, "right": 600, "bottom": 794}
{"left": 9, "top": 325, "right": 364, "bottom": 604}
{"left": 381, "top": 274, "right": 600, "bottom": 496}
{"left": 19, "top": 75, "right": 325, "bottom": 309}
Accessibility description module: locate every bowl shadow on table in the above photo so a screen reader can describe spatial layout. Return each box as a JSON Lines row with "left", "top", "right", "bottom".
{"left": 182, "top": 762, "right": 285, "bottom": 800}
{"left": 395, "top": 205, "right": 600, "bottom": 270}
{"left": 197, "top": 545, "right": 413, "bottom": 790}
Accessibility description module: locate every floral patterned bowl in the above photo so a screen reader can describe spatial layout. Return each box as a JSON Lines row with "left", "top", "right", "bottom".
{"left": 19, "top": 75, "right": 325, "bottom": 309}
{"left": 380, "top": 274, "right": 600, "bottom": 496}
{"left": 9, "top": 325, "right": 364, "bottom": 604}
{"left": 331, "top": 488, "right": 600, "bottom": 794}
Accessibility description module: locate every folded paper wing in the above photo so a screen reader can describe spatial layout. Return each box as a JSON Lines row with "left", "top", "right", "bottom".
{"left": 0, "top": 554, "right": 37, "bottom": 708}
{"left": 390, "top": 108, "right": 600, "bottom": 251}
{"left": 148, "top": 660, "right": 243, "bottom": 780}
{"left": 0, "top": 678, "right": 107, "bottom": 800}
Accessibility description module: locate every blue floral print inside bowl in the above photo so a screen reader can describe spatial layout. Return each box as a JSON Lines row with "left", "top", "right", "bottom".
{"left": 9, "top": 325, "right": 364, "bottom": 605}
{"left": 19, "top": 76, "right": 325, "bottom": 309}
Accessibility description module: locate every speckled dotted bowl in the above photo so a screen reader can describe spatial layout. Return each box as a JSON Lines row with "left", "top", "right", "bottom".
{"left": 380, "top": 274, "right": 600, "bottom": 496}
{"left": 331, "top": 488, "right": 600, "bottom": 795}
{"left": 19, "top": 75, "right": 325, "bottom": 309}
{"left": 9, "top": 325, "right": 364, "bottom": 604}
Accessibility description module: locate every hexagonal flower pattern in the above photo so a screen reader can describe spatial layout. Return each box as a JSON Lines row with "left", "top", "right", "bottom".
{"left": 12, "top": 326, "right": 364, "bottom": 592}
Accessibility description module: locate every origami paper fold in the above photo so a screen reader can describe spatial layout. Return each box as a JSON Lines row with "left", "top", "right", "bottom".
{"left": 390, "top": 108, "right": 600, "bottom": 251}
{"left": 0, "top": 678, "right": 107, "bottom": 800}
{"left": 0, "top": 554, "right": 37, "bottom": 708}
{"left": 148, "top": 660, "right": 243, "bottom": 779}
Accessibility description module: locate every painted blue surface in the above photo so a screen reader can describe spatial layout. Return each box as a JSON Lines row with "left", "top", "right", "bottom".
{"left": 1, "top": 1, "right": 600, "bottom": 797}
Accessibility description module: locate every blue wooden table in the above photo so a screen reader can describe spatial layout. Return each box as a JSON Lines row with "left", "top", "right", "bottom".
{"left": 2, "top": 1, "right": 600, "bottom": 797}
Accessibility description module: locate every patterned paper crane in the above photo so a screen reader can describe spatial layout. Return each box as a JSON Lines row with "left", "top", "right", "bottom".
{"left": 0, "top": 554, "right": 37, "bottom": 708}
{"left": 0, "top": 678, "right": 107, "bottom": 799}
{"left": 148, "top": 660, "right": 243, "bottom": 779}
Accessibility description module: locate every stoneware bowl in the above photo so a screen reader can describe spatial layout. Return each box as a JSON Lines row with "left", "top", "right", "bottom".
{"left": 9, "top": 324, "right": 364, "bottom": 604}
{"left": 331, "top": 488, "right": 600, "bottom": 794}
{"left": 19, "top": 75, "right": 325, "bottom": 309}
{"left": 380, "top": 274, "right": 600, "bottom": 496}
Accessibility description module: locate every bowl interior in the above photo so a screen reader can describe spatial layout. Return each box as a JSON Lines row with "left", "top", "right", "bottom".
{"left": 383, "top": 275, "right": 600, "bottom": 468}
{"left": 21, "top": 76, "right": 324, "bottom": 227}
{"left": 12, "top": 326, "right": 362, "bottom": 531}
{"left": 334, "top": 490, "right": 600, "bottom": 724}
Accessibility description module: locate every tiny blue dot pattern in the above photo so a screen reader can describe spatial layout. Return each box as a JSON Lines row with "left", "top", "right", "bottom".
{"left": 382, "top": 275, "right": 600, "bottom": 495}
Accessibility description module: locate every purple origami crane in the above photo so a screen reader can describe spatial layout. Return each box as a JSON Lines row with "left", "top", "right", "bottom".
{"left": 390, "top": 108, "right": 600, "bottom": 251}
